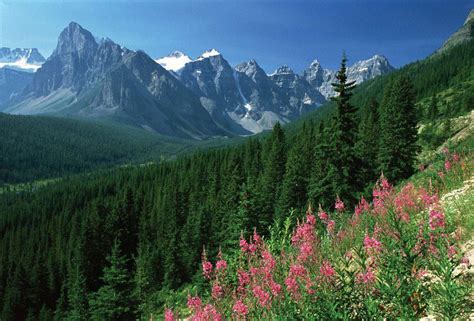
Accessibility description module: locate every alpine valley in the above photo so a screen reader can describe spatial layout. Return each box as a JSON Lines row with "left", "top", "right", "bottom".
{"left": 1, "top": 22, "right": 393, "bottom": 137}
{"left": 1, "top": 6, "right": 473, "bottom": 321}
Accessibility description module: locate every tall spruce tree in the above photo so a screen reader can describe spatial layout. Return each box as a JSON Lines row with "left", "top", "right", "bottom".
{"left": 378, "top": 75, "right": 418, "bottom": 183}
{"left": 89, "top": 240, "right": 136, "bottom": 320}
{"left": 327, "top": 53, "right": 360, "bottom": 205}
{"left": 258, "top": 122, "right": 286, "bottom": 229}
{"left": 356, "top": 97, "right": 380, "bottom": 189}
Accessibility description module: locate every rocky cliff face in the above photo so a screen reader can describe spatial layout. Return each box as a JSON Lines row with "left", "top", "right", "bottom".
{"left": 6, "top": 23, "right": 225, "bottom": 139}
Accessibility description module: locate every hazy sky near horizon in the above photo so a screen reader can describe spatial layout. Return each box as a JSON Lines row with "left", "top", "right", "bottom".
{"left": 1, "top": 0, "right": 473, "bottom": 72}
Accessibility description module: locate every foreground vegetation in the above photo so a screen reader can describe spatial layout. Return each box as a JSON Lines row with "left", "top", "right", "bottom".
{"left": 164, "top": 148, "right": 473, "bottom": 320}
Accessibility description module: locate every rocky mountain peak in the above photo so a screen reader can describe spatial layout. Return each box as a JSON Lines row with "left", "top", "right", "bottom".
{"left": 197, "top": 49, "right": 221, "bottom": 60}
{"left": 156, "top": 51, "right": 192, "bottom": 71}
{"left": 55, "top": 22, "right": 97, "bottom": 57}
{"left": 272, "top": 65, "right": 294, "bottom": 75}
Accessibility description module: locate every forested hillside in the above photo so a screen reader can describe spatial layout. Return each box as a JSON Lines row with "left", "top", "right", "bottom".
{"left": 0, "top": 39, "right": 473, "bottom": 320}
{"left": 0, "top": 114, "right": 241, "bottom": 186}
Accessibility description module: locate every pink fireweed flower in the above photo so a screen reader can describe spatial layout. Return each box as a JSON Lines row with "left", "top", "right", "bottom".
{"left": 442, "top": 146, "right": 449, "bottom": 155}
{"left": 253, "top": 229, "right": 262, "bottom": 245}
{"left": 239, "top": 238, "right": 249, "bottom": 253}
{"left": 237, "top": 270, "right": 250, "bottom": 289}
{"left": 216, "top": 259, "right": 227, "bottom": 271}
{"left": 212, "top": 282, "right": 223, "bottom": 299}
{"left": 318, "top": 204, "right": 329, "bottom": 221}
{"left": 438, "top": 171, "right": 445, "bottom": 179}
{"left": 262, "top": 250, "right": 276, "bottom": 271}
{"left": 187, "top": 295, "right": 202, "bottom": 310}
{"left": 356, "top": 267, "right": 375, "bottom": 285}
{"left": 164, "top": 309, "right": 175, "bottom": 321}
{"left": 326, "top": 220, "right": 335, "bottom": 234}
{"left": 335, "top": 196, "right": 345, "bottom": 212}
{"left": 452, "top": 153, "right": 460, "bottom": 162}
{"left": 297, "top": 242, "right": 313, "bottom": 262}
{"left": 270, "top": 281, "right": 282, "bottom": 296}
{"left": 306, "top": 213, "right": 316, "bottom": 225}
{"left": 233, "top": 300, "right": 248, "bottom": 316}
{"left": 200, "top": 304, "right": 222, "bottom": 321}
{"left": 320, "top": 260, "right": 335, "bottom": 279}
{"left": 285, "top": 276, "right": 299, "bottom": 295}
{"left": 429, "top": 209, "right": 445, "bottom": 230}
{"left": 252, "top": 285, "right": 271, "bottom": 307}
{"left": 201, "top": 258, "right": 213, "bottom": 280}
{"left": 447, "top": 245, "right": 457, "bottom": 258}
{"left": 290, "top": 264, "right": 307, "bottom": 277}
{"left": 444, "top": 160, "right": 452, "bottom": 171}
{"left": 373, "top": 175, "right": 393, "bottom": 214}
{"left": 354, "top": 197, "right": 370, "bottom": 217}
{"left": 364, "top": 235, "right": 382, "bottom": 254}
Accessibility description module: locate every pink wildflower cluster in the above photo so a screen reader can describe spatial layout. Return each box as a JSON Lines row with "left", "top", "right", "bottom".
{"left": 364, "top": 234, "right": 382, "bottom": 255}
{"left": 164, "top": 162, "right": 469, "bottom": 320}
{"left": 239, "top": 229, "right": 263, "bottom": 255}
{"left": 317, "top": 204, "right": 336, "bottom": 235}
{"left": 428, "top": 209, "right": 445, "bottom": 230}
{"left": 373, "top": 175, "right": 393, "bottom": 214}
{"left": 164, "top": 308, "right": 175, "bottom": 321}
{"left": 187, "top": 296, "right": 222, "bottom": 321}
{"left": 356, "top": 266, "right": 376, "bottom": 286}
{"left": 335, "top": 196, "right": 345, "bottom": 212}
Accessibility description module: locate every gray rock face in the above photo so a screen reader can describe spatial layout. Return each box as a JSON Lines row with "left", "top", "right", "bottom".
{"left": 303, "top": 55, "right": 395, "bottom": 99}
{"left": 178, "top": 55, "right": 325, "bottom": 134}
{"left": 7, "top": 22, "right": 225, "bottom": 139}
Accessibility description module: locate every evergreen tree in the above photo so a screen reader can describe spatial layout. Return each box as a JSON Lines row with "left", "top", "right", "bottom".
{"left": 258, "top": 123, "right": 286, "bottom": 229}
{"left": 308, "top": 122, "right": 334, "bottom": 208}
{"left": 378, "top": 75, "right": 418, "bottom": 183}
{"left": 427, "top": 94, "right": 439, "bottom": 120}
{"left": 356, "top": 97, "right": 380, "bottom": 188}
{"left": 276, "top": 130, "right": 309, "bottom": 221}
{"left": 89, "top": 240, "right": 136, "bottom": 320}
{"left": 327, "top": 53, "right": 360, "bottom": 205}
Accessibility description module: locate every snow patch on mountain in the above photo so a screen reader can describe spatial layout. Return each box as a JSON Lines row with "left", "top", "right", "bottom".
{"left": 198, "top": 49, "right": 221, "bottom": 60}
{"left": 155, "top": 51, "right": 192, "bottom": 71}
{"left": 0, "top": 48, "right": 45, "bottom": 72}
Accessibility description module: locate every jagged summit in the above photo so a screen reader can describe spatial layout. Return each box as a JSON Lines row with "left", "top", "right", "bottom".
{"left": 271, "top": 65, "right": 294, "bottom": 75}
{"left": 198, "top": 49, "right": 221, "bottom": 60}
{"left": 0, "top": 47, "right": 45, "bottom": 72}
{"left": 155, "top": 51, "right": 192, "bottom": 71}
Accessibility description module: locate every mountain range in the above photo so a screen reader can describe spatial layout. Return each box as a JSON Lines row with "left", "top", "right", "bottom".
{"left": 1, "top": 23, "right": 394, "bottom": 138}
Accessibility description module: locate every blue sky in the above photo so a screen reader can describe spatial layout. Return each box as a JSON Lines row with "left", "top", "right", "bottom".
{"left": 1, "top": 0, "right": 473, "bottom": 72}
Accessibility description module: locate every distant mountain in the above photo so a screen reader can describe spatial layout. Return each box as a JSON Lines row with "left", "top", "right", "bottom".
{"left": 438, "top": 9, "right": 474, "bottom": 53}
{"left": 4, "top": 22, "right": 225, "bottom": 139}
{"left": 2, "top": 22, "right": 394, "bottom": 137}
{"left": 303, "top": 55, "right": 395, "bottom": 99}
{"left": 0, "top": 47, "right": 45, "bottom": 72}
{"left": 176, "top": 52, "right": 326, "bottom": 134}
{"left": 0, "top": 68, "right": 34, "bottom": 105}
